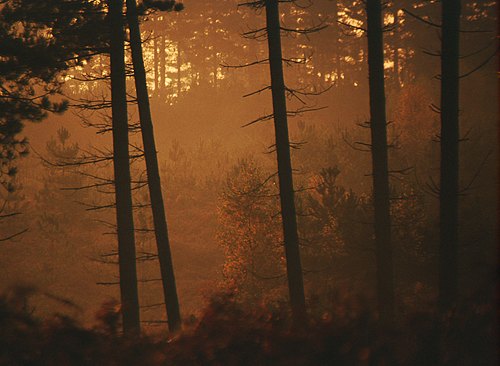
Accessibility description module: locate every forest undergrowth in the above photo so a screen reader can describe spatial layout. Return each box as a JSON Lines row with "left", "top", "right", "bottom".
{"left": 0, "top": 285, "right": 496, "bottom": 366}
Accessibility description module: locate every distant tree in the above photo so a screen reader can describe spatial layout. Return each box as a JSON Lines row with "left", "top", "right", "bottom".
{"left": 299, "top": 167, "right": 372, "bottom": 294}
{"left": 125, "top": 0, "right": 183, "bottom": 332}
{"left": 217, "top": 158, "right": 284, "bottom": 301}
{"left": 365, "top": 0, "right": 394, "bottom": 321}
{"left": 35, "top": 127, "right": 84, "bottom": 238}
{"left": 108, "top": 0, "right": 141, "bottom": 335}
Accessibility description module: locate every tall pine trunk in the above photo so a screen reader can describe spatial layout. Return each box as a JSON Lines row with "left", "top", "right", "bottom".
{"left": 125, "top": 0, "right": 182, "bottom": 332}
{"left": 439, "top": 0, "right": 461, "bottom": 313}
{"left": 366, "top": 0, "right": 395, "bottom": 321}
{"left": 264, "top": 0, "right": 306, "bottom": 325}
{"left": 108, "top": 0, "right": 140, "bottom": 335}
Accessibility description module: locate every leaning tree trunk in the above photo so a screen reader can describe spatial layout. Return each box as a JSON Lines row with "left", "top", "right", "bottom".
{"left": 366, "top": 0, "right": 395, "bottom": 322}
{"left": 108, "top": 0, "right": 140, "bottom": 335}
{"left": 126, "top": 0, "right": 182, "bottom": 332}
{"left": 439, "top": 0, "right": 461, "bottom": 314}
{"left": 264, "top": 0, "right": 306, "bottom": 325}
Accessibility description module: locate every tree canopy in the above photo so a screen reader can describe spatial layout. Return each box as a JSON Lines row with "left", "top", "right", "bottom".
{"left": 0, "top": 0, "right": 107, "bottom": 192}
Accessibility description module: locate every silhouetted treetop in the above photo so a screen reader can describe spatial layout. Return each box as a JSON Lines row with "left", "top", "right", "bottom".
{"left": 0, "top": 0, "right": 107, "bottom": 192}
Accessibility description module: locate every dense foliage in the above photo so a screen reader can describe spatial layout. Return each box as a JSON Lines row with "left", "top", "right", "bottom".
{"left": 0, "top": 0, "right": 109, "bottom": 192}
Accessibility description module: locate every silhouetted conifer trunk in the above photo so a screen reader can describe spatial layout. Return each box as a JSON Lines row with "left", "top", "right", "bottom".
{"left": 439, "top": 0, "right": 461, "bottom": 313}
{"left": 366, "top": 0, "right": 395, "bottom": 321}
{"left": 108, "top": 0, "right": 140, "bottom": 335}
{"left": 265, "top": 0, "right": 306, "bottom": 324}
{"left": 126, "top": 0, "right": 182, "bottom": 332}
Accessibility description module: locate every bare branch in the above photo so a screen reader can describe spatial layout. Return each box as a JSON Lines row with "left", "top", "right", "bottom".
{"left": 459, "top": 150, "right": 492, "bottom": 194}
{"left": 243, "top": 85, "right": 272, "bottom": 98}
{"left": 221, "top": 58, "right": 269, "bottom": 69}
{"left": 286, "top": 105, "right": 327, "bottom": 118}
{"left": 0, "top": 212, "right": 21, "bottom": 219}
{"left": 280, "top": 24, "right": 328, "bottom": 35}
{"left": 429, "top": 103, "right": 441, "bottom": 114}
{"left": 0, "top": 228, "right": 28, "bottom": 242}
{"left": 336, "top": 20, "right": 366, "bottom": 33}
{"left": 241, "top": 112, "right": 274, "bottom": 128}
{"left": 404, "top": 8, "right": 493, "bottom": 33}
{"left": 460, "top": 39, "right": 496, "bottom": 59}
{"left": 403, "top": 9, "right": 440, "bottom": 28}
{"left": 242, "top": 27, "right": 268, "bottom": 40}
{"left": 459, "top": 47, "right": 499, "bottom": 78}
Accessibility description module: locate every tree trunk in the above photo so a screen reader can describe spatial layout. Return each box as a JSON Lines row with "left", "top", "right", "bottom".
{"left": 264, "top": 0, "right": 306, "bottom": 325}
{"left": 126, "top": 0, "right": 182, "bottom": 332}
{"left": 439, "top": 0, "right": 460, "bottom": 313}
{"left": 108, "top": 0, "right": 140, "bottom": 335}
{"left": 366, "top": 0, "right": 395, "bottom": 322}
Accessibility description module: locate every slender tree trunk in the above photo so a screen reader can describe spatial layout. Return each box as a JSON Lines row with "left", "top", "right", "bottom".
{"left": 125, "top": 0, "right": 182, "bottom": 332}
{"left": 108, "top": 0, "right": 140, "bottom": 335}
{"left": 264, "top": 0, "right": 306, "bottom": 325}
{"left": 366, "top": 0, "right": 395, "bottom": 322}
{"left": 439, "top": 0, "right": 461, "bottom": 313}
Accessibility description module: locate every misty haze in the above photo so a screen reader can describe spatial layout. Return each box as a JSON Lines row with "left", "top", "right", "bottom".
{"left": 0, "top": 0, "right": 497, "bottom": 365}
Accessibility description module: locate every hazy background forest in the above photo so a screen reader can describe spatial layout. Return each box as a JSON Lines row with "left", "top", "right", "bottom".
{"left": 0, "top": 0, "right": 497, "bottom": 356}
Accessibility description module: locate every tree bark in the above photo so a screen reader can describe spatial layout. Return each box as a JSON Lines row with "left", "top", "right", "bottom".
{"left": 439, "top": 0, "right": 461, "bottom": 313}
{"left": 108, "top": 0, "right": 140, "bottom": 335}
{"left": 366, "top": 0, "right": 395, "bottom": 322}
{"left": 264, "top": 0, "right": 306, "bottom": 325}
{"left": 126, "top": 0, "right": 182, "bottom": 332}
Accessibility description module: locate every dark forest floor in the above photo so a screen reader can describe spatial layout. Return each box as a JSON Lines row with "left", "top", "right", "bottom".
{"left": 0, "top": 289, "right": 496, "bottom": 366}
